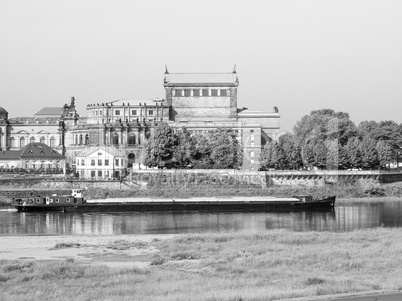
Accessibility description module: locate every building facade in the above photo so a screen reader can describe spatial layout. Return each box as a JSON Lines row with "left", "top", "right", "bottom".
{"left": 0, "top": 68, "right": 280, "bottom": 171}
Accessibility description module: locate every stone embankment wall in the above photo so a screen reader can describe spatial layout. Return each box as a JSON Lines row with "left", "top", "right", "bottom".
{"left": 127, "top": 169, "right": 402, "bottom": 187}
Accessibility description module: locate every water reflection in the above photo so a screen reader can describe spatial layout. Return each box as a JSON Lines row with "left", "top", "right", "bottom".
{"left": 1, "top": 201, "right": 401, "bottom": 236}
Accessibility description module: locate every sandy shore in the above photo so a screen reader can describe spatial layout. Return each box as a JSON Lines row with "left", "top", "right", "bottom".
{"left": 0, "top": 234, "right": 174, "bottom": 268}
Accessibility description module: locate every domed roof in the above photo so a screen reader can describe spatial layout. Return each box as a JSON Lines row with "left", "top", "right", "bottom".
{"left": 0, "top": 107, "right": 8, "bottom": 117}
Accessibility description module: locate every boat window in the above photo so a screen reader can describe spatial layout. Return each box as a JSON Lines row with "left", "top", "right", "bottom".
{"left": 36, "top": 199, "right": 41, "bottom": 203}
{"left": 66, "top": 198, "right": 70, "bottom": 203}
{"left": 49, "top": 198, "right": 53, "bottom": 203}
{"left": 56, "top": 199, "right": 59, "bottom": 203}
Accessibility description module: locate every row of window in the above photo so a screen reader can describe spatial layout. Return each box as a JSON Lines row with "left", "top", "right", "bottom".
{"left": 173, "top": 89, "right": 229, "bottom": 97}
{"left": 79, "top": 170, "right": 121, "bottom": 178}
{"left": 76, "top": 158, "right": 124, "bottom": 167}
{"left": 93, "top": 109, "right": 155, "bottom": 116}
{"left": 10, "top": 136, "right": 57, "bottom": 148}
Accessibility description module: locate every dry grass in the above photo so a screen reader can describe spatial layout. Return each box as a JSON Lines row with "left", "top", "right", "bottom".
{"left": 1, "top": 228, "right": 402, "bottom": 300}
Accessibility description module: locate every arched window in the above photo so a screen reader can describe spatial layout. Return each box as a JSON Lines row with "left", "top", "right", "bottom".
{"left": 79, "top": 134, "right": 83, "bottom": 145}
{"left": 128, "top": 134, "right": 136, "bottom": 145}
{"left": 40, "top": 137, "right": 46, "bottom": 144}
{"left": 112, "top": 133, "right": 119, "bottom": 145}
{"left": 50, "top": 137, "right": 56, "bottom": 147}
{"left": 10, "top": 137, "right": 16, "bottom": 148}
{"left": 85, "top": 134, "right": 89, "bottom": 145}
{"left": 30, "top": 137, "right": 35, "bottom": 144}
{"left": 20, "top": 137, "right": 25, "bottom": 148}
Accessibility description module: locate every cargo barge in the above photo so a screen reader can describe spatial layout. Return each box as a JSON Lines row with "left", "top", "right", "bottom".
{"left": 11, "top": 189, "right": 336, "bottom": 212}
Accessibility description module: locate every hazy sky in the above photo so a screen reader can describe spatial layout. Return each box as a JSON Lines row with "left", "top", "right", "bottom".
{"left": 1, "top": 0, "right": 401, "bottom": 132}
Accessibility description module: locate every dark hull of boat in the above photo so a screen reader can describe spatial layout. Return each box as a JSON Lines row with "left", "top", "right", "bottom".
{"left": 13, "top": 196, "right": 336, "bottom": 213}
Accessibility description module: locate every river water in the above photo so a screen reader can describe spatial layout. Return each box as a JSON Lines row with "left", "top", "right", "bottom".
{"left": 1, "top": 200, "right": 402, "bottom": 236}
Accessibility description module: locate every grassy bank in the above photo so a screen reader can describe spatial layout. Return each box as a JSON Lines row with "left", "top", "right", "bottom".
{"left": 84, "top": 181, "right": 402, "bottom": 200}
{"left": 1, "top": 228, "right": 402, "bottom": 301}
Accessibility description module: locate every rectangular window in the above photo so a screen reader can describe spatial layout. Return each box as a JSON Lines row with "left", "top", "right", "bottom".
{"left": 98, "top": 170, "right": 102, "bottom": 177}
{"left": 91, "top": 171, "right": 95, "bottom": 178}
{"left": 220, "top": 89, "right": 227, "bottom": 96}
{"left": 76, "top": 159, "right": 79, "bottom": 166}
{"left": 193, "top": 89, "right": 200, "bottom": 96}
{"left": 91, "top": 159, "right": 95, "bottom": 166}
{"left": 148, "top": 110, "right": 154, "bottom": 116}
{"left": 115, "top": 110, "right": 120, "bottom": 115}
{"left": 132, "top": 110, "right": 137, "bottom": 115}
{"left": 184, "top": 89, "right": 191, "bottom": 97}
{"left": 121, "top": 159, "right": 124, "bottom": 166}
{"left": 98, "top": 159, "right": 102, "bottom": 166}
{"left": 81, "top": 159, "right": 85, "bottom": 165}
{"left": 115, "top": 159, "right": 119, "bottom": 166}
{"left": 95, "top": 111, "right": 98, "bottom": 116}
{"left": 80, "top": 171, "right": 85, "bottom": 178}
{"left": 202, "top": 89, "right": 209, "bottom": 96}
{"left": 105, "top": 159, "right": 109, "bottom": 166}
{"left": 250, "top": 130, "right": 254, "bottom": 133}
{"left": 175, "top": 89, "right": 181, "bottom": 96}
{"left": 99, "top": 110, "right": 102, "bottom": 116}
{"left": 211, "top": 89, "right": 218, "bottom": 96}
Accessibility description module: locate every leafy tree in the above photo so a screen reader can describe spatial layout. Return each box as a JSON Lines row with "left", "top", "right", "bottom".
{"left": 289, "top": 139, "right": 303, "bottom": 170}
{"left": 260, "top": 142, "right": 274, "bottom": 169}
{"left": 357, "top": 120, "right": 378, "bottom": 139}
{"left": 337, "top": 142, "right": 349, "bottom": 170}
{"left": 359, "top": 137, "right": 379, "bottom": 169}
{"left": 143, "top": 122, "right": 177, "bottom": 168}
{"left": 271, "top": 142, "right": 286, "bottom": 170}
{"left": 376, "top": 140, "right": 393, "bottom": 169}
{"left": 172, "top": 127, "right": 197, "bottom": 168}
{"left": 301, "top": 140, "right": 315, "bottom": 169}
{"left": 325, "top": 139, "right": 339, "bottom": 170}
{"left": 345, "top": 137, "right": 363, "bottom": 169}
{"left": 192, "top": 134, "right": 213, "bottom": 169}
{"left": 313, "top": 140, "right": 327, "bottom": 169}
{"left": 209, "top": 129, "right": 242, "bottom": 169}
{"left": 293, "top": 109, "right": 358, "bottom": 146}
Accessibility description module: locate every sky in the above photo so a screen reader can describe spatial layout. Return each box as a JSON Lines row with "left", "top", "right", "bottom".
{"left": 1, "top": 0, "right": 401, "bottom": 132}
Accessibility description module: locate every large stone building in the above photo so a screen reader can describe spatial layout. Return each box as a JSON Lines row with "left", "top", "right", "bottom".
{"left": 0, "top": 67, "right": 280, "bottom": 174}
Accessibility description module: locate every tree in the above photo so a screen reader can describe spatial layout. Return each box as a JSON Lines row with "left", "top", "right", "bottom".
{"left": 209, "top": 129, "right": 242, "bottom": 169}
{"left": 301, "top": 140, "right": 315, "bottom": 169}
{"left": 376, "top": 140, "right": 393, "bottom": 169}
{"left": 313, "top": 140, "right": 327, "bottom": 169}
{"left": 293, "top": 109, "right": 358, "bottom": 146}
{"left": 345, "top": 137, "right": 362, "bottom": 169}
{"left": 325, "top": 139, "right": 339, "bottom": 170}
{"left": 192, "top": 134, "right": 213, "bottom": 169}
{"left": 143, "top": 122, "right": 177, "bottom": 168}
{"left": 359, "top": 137, "right": 379, "bottom": 169}
{"left": 271, "top": 142, "right": 286, "bottom": 170}
{"left": 172, "top": 127, "right": 197, "bottom": 168}
{"left": 260, "top": 142, "right": 274, "bottom": 169}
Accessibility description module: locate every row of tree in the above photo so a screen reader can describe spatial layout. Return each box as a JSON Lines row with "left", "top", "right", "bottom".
{"left": 143, "top": 123, "right": 242, "bottom": 169}
{"left": 261, "top": 109, "right": 402, "bottom": 170}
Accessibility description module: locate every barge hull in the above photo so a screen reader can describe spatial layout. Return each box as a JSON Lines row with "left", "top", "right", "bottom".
{"left": 13, "top": 197, "right": 336, "bottom": 212}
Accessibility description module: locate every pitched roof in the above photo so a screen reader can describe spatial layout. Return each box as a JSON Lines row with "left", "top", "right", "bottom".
{"left": 0, "top": 150, "right": 20, "bottom": 160}
{"left": 0, "top": 143, "right": 65, "bottom": 160}
{"left": 76, "top": 146, "right": 126, "bottom": 158}
{"left": 34, "top": 107, "right": 63, "bottom": 116}
{"left": 164, "top": 73, "right": 238, "bottom": 85}
{"left": 19, "top": 143, "right": 65, "bottom": 159}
